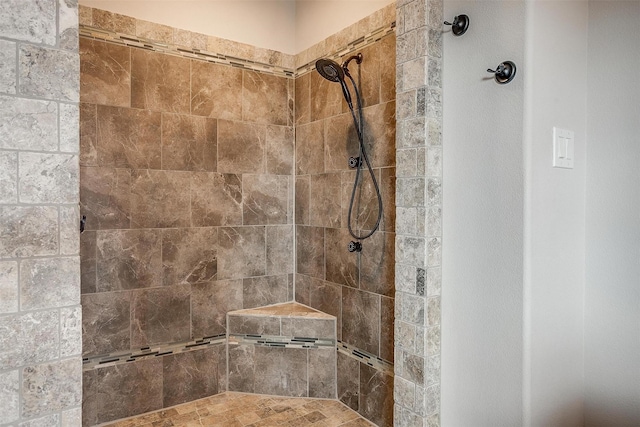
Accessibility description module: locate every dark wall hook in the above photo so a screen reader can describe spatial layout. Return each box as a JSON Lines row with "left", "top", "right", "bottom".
{"left": 487, "top": 61, "right": 517, "bottom": 84}
{"left": 444, "top": 14, "right": 469, "bottom": 36}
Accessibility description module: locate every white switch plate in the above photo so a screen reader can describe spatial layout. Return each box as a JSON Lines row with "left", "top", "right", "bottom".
{"left": 553, "top": 127, "right": 574, "bottom": 169}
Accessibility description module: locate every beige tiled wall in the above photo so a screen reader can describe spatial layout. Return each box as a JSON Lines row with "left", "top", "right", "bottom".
{"left": 79, "top": 11, "right": 295, "bottom": 424}
{"left": 0, "top": 0, "right": 82, "bottom": 425}
{"left": 293, "top": 8, "right": 398, "bottom": 425}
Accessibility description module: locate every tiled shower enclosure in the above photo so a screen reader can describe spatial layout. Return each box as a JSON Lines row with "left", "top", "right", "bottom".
{"left": 78, "top": 4, "right": 403, "bottom": 427}
{"left": 0, "top": 0, "right": 443, "bottom": 425}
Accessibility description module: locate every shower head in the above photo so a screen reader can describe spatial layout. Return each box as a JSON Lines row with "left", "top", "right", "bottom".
{"left": 315, "top": 57, "right": 354, "bottom": 108}
{"left": 315, "top": 58, "right": 344, "bottom": 83}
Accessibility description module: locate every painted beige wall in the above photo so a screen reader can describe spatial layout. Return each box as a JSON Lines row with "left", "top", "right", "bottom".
{"left": 79, "top": 0, "right": 394, "bottom": 54}
{"left": 81, "top": 0, "right": 297, "bottom": 53}
{"left": 294, "top": 0, "right": 395, "bottom": 51}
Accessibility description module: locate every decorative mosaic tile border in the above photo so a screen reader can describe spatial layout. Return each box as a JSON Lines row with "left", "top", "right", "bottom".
{"left": 82, "top": 334, "right": 227, "bottom": 371}
{"left": 228, "top": 334, "right": 335, "bottom": 349}
{"left": 337, "top": 340, "right": 395, "bottom": 377}
{"left": 79, "top": 25, "right": 295, "bottom": 78}
{"left": 295, "top": 23, "right": 396, "bottom": 78}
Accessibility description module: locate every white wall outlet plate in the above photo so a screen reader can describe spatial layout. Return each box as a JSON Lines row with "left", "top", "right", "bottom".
{"left": 553, "top": 127, "right": 574, "bottom": 169}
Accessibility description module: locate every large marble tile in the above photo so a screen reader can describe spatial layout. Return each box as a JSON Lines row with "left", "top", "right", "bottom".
{"left": 131, "top": 49, "right": 190, "bottom": 113}
{"left": 192, "top": 280, "right": 242, "bottom": 337}
{"left": 242, "top": 70, "right": 289, "bottom": 126}
{"left": 266, "top": 225, "right": 293, "bottom": 276}
{"left": 242, "top": 275, "right": 289, "bottom": 309}
{"left": 0, "top": 206, "right": 58, "bottom": 258}
{"left": 325, "top": 112, "right": 359, "bottom": 172}
{"left": 308, "top": 278, "right": 342, "bottom": 340}
{"left": 19, "top": 44, "right": 79, "bottom": 101}
{"left": 191, "top": 61, "right": 242, "bottom": 120}
{"left": 380, "top": 296, "right": 394, "bottom": 363}
{"left": 243, "top": 174, "right": 289, "bottom": 225}
{"left": 254, "top": 346, "right": 308, "bottom": 397}
{"left": 162, "top": 227, "right": 217, "bottom": 286}
{"left": 130, "top": 284, "right": 191, "bottom": 347}
{"left": 338, "top": 352, "right": 359, "bottom": 411}
{"left": 217, "top": 120, "right": 266, "bottom": 174}
{"left": 295, "top": 226, "right": 324, "bottom": 279}
{"left": 162, "top": 347, "right": 220, "bottom": 407}
{"left": 380, "top": 167, "right": 396, "bottom": 232}
{"left": 310, "top": 70, "right": 342, "bottom": 122}
{"left": 342, "top": 287, "right": 380, "bottom": 356}
{"left": 0, "top": 0, "right": 56, "bottom": 45}
{"left": 266, "top": 125, "right": 294, "bottom": 175}
{"left": 96, "top": 105, "right": 161, "bottom": 169}
{"left": 295, "top": 176, "right": 310, "bottom": 225}
{"left": 20, "top": 257, "right": 80, "bottom": 310}
{"left": 80, "top": 166, "right": 130, "bottom": 230}
{"left": 80, "top": 103, "right": 97, "bottom": 166}
{"left": 0, "top": 95, "right": 57, "bottom": 152}
{"left": 217, "top": 227, "right": 266, "bottom": 280}
{"left": 379, "top": 33, "right": 396, "bottom": 104}
{"left": 80, "top": 39, "right": 131, "bottom": 107}
{"left": 295, "top": 121, "right": 324, "bottom": 175}
{"left": 342, "top": 43, "right": 380, "bottom": 110}
{"left": 81, "top": 291, "right": 131, "bottom": 356}
{"left": 309, "top": 172, "right": 342, "bottom": 228}
{"left": 161, "top": 113, "right": 216, "bottom": 172}
{"left": 228, "top": 344, "right": 255, "bottom": 393}
{"left": 130, "top": 169, "right": 191, "bottom": 228}
{"left": 82, "top": 358, "right": 163, "bottom": 426}
{"left": 96, "top": 229, "right": 162, "bottom": 291}
{"left": 309, "top": 348, "right": 337, "bottom": 399}
{"left": 80, "top": 231, "right": 97, "bottom": 294}
{"left": 325, "top": 227, "right": 358, "bottom": 288}
{"left": 190, "top": 172, "right": 242, "bottom": 227}
{"left": 295, "top": 73, "right": 310, "bottom": 126}
{"left": 362, "top": 101, "right": 396, "bottom": 168}
{"left": 358, "top": 364, "right": 393, "bottom": 427}
{"left": 21, "top": 359, "right": 82, "bottom": 418}
{"left": 360, "top": 231, "right": 395, "bottom": 297}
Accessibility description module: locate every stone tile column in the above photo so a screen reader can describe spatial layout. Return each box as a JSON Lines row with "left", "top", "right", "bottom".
{"left": 394, "top": 0, "right": 443, "bottom": 425}
{"left": 0, "top": 0, "right": 82, "bottom": 425}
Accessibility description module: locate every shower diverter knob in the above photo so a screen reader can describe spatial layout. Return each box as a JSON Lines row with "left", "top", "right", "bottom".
{"left": 348, "top": 241, "right": 362, "bottom": 253}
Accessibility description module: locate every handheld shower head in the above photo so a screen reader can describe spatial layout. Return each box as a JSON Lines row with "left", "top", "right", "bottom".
{"left": 315, "top": 57, "right": 354, "bottom": 108}
{"left": 315, "top": 58, "right": 344, "bottom": 83}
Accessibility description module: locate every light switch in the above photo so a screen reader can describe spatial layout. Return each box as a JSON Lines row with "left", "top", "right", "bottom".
{"left": 553, "top": 127, "right": 574, "bottom": 169}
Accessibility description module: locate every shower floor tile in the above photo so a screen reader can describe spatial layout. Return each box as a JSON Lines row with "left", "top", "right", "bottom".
{"left": 100, "top": 391, "right": 375, "bottom": 427}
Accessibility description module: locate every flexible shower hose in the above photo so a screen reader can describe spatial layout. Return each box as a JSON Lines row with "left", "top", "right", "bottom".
{"left": 344, "top": 72, "right": 383, "bottom": 241}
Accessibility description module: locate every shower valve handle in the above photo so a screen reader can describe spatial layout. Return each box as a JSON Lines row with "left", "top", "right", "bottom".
{"left": 348, "top": 241, "right": 362, "bottom": 253}
{"left": 348, "top": 156, "right": 361, "bottom": 169}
